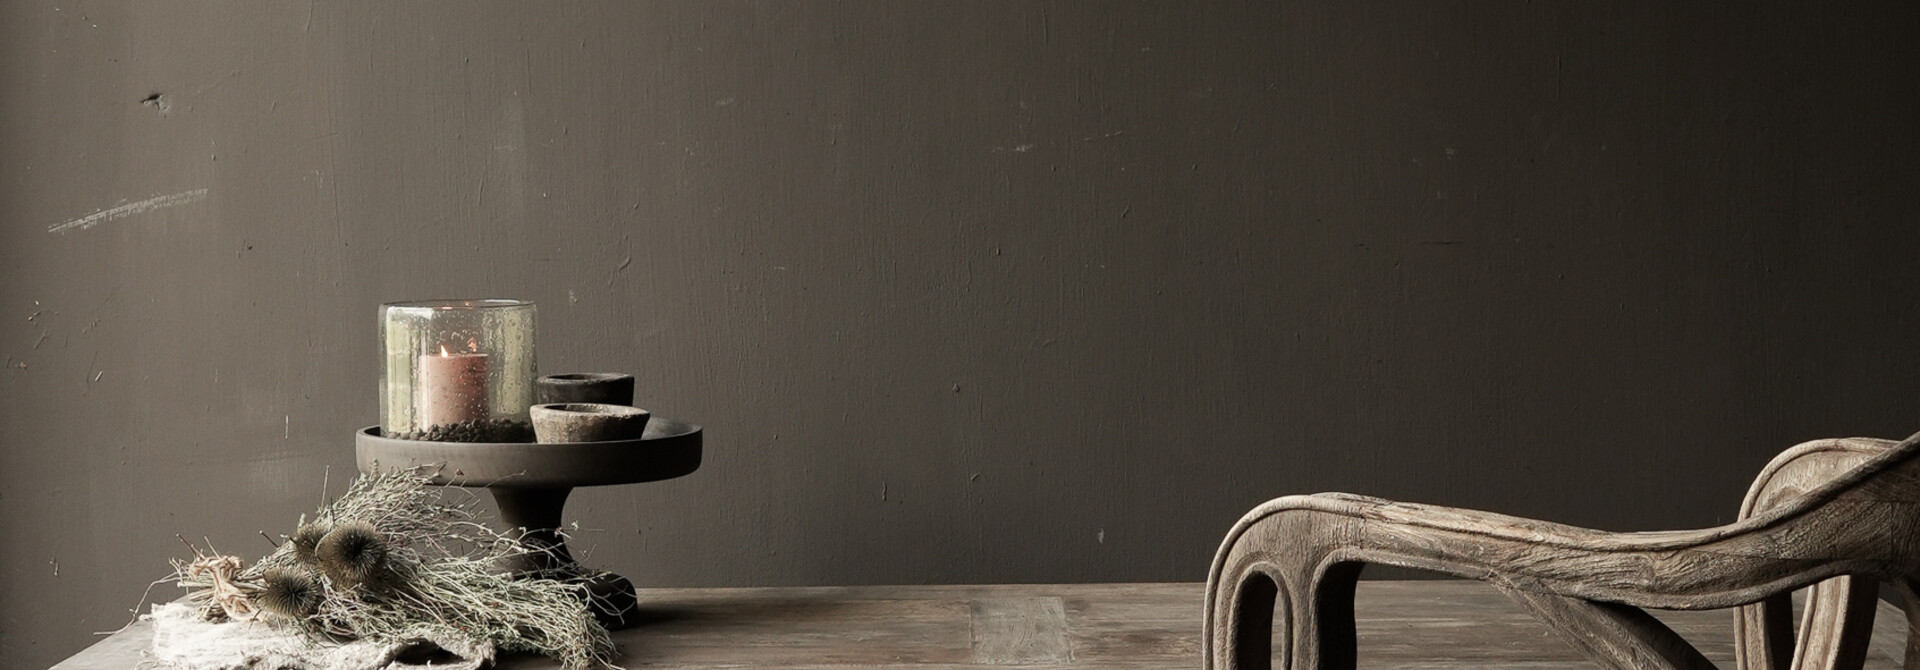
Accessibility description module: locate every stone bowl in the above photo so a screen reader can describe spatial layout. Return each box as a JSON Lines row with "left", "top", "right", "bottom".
{"left": 531, "top": 403, "right": 651, "bottom": 443}
{"left": 535, "top": 372, "right": 636, "bottom": 405}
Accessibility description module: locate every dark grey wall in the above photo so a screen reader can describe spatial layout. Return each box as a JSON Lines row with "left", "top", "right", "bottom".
{"left": 6, "top": 2, "right": 1919, "bottom": 667}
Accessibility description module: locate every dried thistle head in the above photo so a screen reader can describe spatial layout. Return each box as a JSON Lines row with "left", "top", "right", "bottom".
{"left": 315, "top": 521, "right": 390, "bottom": 588}
{"left": 256, "top": 567, "right": 321, "bottom": 619}
{"left": 289, "top": 523, "right": 330, "bottom": 567}
{"left": 168, "top": 471, "right": 615, "bottom": 669}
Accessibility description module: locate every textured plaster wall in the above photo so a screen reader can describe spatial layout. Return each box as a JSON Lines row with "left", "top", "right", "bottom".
{"left": 4, "top": 2, "right": 1919, "bottom": 667}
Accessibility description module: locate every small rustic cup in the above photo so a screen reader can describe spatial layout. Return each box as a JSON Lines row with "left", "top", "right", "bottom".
{"left": 535, "top": 373, "right": 636, "bottom": 406}
{"left": 530, "top": 403, "right": 651, "bottom": 443}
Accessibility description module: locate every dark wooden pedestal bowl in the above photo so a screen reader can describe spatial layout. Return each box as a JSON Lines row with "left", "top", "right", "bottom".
{"left": 355, "top": 417, "right": 702, "bottom": 629}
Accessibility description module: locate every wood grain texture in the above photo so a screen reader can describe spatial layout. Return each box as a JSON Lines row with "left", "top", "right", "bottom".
{"left": 971, "top": 597, "right": 1072, "bottom": 665}
{"left": 48, "top": 582, "right": 1914, "bottom": 669}
{"left": 1205, "top": 435, "right": 1920, "bottom": 670}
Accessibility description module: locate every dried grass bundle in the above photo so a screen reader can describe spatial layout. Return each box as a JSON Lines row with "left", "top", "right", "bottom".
{"left": 171, "top": 469, "right": 616, "bottom": 670}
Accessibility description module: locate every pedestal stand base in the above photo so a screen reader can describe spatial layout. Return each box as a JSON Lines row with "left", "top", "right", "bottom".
{"left": 510, "top": 564, "right": 638, "bottom": 628}
{"left": 355, "top": 421, "right": 702, "bottom": 633}
{"left": 491, "top": 487, "right": 641, "bottom": 630}
{"left": 581, "top": 572, "right": 639, "bottom": 629}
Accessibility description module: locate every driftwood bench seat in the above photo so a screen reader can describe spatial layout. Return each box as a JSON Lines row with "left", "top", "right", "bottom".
{"left": 1206, "top": 434, "right": 1920, "bottom": 670}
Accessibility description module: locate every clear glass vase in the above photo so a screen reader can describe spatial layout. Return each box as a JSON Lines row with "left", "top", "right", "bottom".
{"left": 379, "top": 299, "right": 537, "bottom": 442}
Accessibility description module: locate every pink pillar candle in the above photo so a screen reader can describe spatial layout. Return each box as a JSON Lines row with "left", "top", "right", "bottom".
{"left": 416, "top": 349, "right": 490, "bottom": 428}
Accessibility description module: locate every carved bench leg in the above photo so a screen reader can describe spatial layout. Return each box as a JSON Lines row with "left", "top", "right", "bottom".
{"left": 1737, "top": 592, "right": 1796, "bottom": 670}
{"left": 1735, "top": 438, "right": 1894, "bottom": 670}
{"left": 1895, "top": 579, "right": 1920, "bottom": 670}
{"left": 1736, "top": 576, "right": 1882, "bottom": 670}
{"left": 1791, "top": 576, "right": 1878, "bottom": 670}
{"left": 1206, "top": 506, "right": 1364, "bottom": 670}
{"left": 1208, "top": 561, "right": 1284, "bottom": 670}
{"left": 1497, "top": 584, "right": 1716, "bottom": 670}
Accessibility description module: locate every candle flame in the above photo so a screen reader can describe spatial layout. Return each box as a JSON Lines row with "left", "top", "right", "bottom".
{"left": 439, "top": 345, "right": 450, "bottom": 357}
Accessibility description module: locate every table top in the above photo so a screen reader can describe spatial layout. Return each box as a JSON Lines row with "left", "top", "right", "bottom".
{"left": 50, "top": 580, "right": 1914, "bottom": 669}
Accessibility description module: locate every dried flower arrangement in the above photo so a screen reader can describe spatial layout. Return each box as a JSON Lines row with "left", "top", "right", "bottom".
{"left": 170, "top": 469, "right": 617, "bottom": 670}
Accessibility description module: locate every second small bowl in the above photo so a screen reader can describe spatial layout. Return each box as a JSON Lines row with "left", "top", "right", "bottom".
{"left": 536, "top": 373, "right": 636, "bottom": 405}
{"left": 531, "top": 403, "right": 652, "bottom": 443}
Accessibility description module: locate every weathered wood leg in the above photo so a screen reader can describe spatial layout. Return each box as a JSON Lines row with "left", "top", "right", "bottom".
{"left": 1498, "top": 584, "right": 1716, "bottom": 670}
{"left": 1302, "top": 562, "right": 1362, "bottom": 670}
{"left": 1240, "top": 573, "right": 1282, "bottom": 670}
{"left": 1734, "top": 438, "right": 1896, "bottom": 670}
{"left": 1789, "top": 576, "right": 1877, "bottom": 670}
{"left": 1894, "top": 579, "right": 1920, "bottom": 670}
{"left": 1736, "top": 592, "right": 1796, "bottom": 670}
{"left": 1205, "top": 506, "right": 1363, "bottom": 670}
{"left": 1206, "top": 536, "right": 1294, "bottom": 670}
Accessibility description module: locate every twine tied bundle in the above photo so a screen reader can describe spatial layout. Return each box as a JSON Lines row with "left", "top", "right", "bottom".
{"left": 184, "top": 554, "right": 258, "bottom": 622}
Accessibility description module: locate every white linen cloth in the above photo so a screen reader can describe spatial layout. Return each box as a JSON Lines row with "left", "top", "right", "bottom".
{"left": 148, "top": 602, "right": 494, "bottom": 670}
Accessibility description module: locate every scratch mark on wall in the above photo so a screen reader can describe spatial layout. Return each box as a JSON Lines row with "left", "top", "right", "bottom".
{"left": 191, "top": 69, "right": 239, "bottom": 98}
{"left": 48, "top": 189, "right": 209, "bottom": 234}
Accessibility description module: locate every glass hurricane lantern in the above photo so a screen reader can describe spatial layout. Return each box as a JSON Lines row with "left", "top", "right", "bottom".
{"left": 380, "top": 299, "right": 538, "bottom": 442}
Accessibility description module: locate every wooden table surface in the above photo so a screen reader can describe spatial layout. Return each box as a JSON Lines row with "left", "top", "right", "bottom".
{"left": 50, "top": 580, "right": 1913, "bottom": 669}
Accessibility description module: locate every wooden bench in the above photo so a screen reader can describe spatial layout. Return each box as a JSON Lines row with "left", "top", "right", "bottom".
{"left": 1206, "top": 435, "right": 1920, "bottom": 670}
